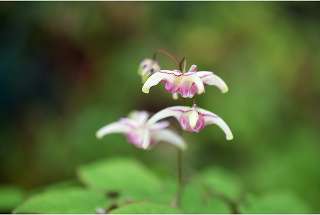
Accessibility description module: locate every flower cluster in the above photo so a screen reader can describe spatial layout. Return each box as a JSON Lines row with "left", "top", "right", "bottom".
{"left": 96, "top": 51, "right": 233, "bottom": 150}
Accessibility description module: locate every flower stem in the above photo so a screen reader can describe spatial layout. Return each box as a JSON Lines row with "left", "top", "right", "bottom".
{"left": 153, "top": 49, "right": 180, "bottom": 68}
{"left": 176, "top": 148, "right": 183, "bottom": 208}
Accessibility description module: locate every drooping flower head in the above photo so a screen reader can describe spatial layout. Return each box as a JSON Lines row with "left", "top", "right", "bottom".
{"left": 142, "top": 64, "right": 228, "bottom": 99}
{"left": 147, "top": 105, "right": 233, "bottom": 140}
{"left": 138, "top": 59, "right": 160, "bottom": 83}
{"left": 96, "top": 111, "right": 186, "bottom": 150}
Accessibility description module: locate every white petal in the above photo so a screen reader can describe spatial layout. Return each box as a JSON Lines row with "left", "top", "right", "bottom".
{"left": 96, "top": 122, "right": 130, "bottom": 139}
{"left": 152, "top": 129, "right": 186, "bottom": 150}
{"left": 204, "top": 114, "right": 233, "bottom": 140}
{"left": 129, "top": 111, "right": 149, "bottom": 125}
{"left": 189, "top": 110, "right": 199, "bottom": 128}
{"left": 190, "top": 75, "right": 205, "bottom": 94}
{"left": 196, "top": 71, "right": 229, "bottom": 93}
{"left": 142, "top": 71, "right": 175, "bottom": 94}
{"left": 197, "top": 107, "right": 218, "bottom": 117}
{"left": 150, "top": 121, "right": 170, "bottom": 130}
{"left": 142, "top": 130, "right": 151, "bottom": 149}
{"left": 147, "top": 106, "right": 191, "bottom": 125}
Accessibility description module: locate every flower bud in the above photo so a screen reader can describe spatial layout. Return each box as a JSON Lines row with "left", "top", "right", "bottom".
{"left": 138, "top": 59, "right": 160, "bottom": 83}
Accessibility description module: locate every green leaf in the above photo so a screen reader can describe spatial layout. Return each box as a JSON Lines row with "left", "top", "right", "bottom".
{"left": 198, "top": 168, "right": 243, "bottom": 201}
{"left": 0, "top": 186, "right": 24, "bottom": 212}
{"left": 78, "top": 158, "right": 162, "bottom": 200}
{"left": 149, "top": 179, "right": 178, "bottom": 205}
{"left": 14, "top": 188, "right": 107, "bottom": 213}
{"left": 240, "top": 191, "right": 311, "bottom": 213}
{"left": 111, "top": 202, "right": 181, "bottom": 214}
{"left": 181, "top": 181, "right": 230, "bottom": 213}
{"left": 43, "top": 180, "right": 82, "bottom": 192}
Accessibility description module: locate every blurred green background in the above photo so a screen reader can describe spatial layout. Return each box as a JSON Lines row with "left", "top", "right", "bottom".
{"left": 1, "top": 2, "right": 320, "bottom": 213}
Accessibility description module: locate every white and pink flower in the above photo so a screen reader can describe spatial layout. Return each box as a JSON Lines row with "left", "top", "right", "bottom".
{"left": 142, "top": 65, "right": 228, "bottom": 99}
{"left": 96, "top": 111, "right": 186, "bottom": 150}
{"left": 147, "top": 105, "right": 233, "bottom": 140}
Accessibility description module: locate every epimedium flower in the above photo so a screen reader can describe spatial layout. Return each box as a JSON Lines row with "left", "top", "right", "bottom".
{"left": 142, "top": 64, "right": 229, "bottom": 99}
{"left": 96, "top": 111, "right": 186, "bottom": 150}
{"left": 138, "top": 58, "right": 160, "bottom": 83}
{"left": 147, "top": 105, "right": 233, "bottom": 140}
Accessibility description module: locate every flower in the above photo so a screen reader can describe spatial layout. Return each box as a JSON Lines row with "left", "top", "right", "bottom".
{"left": 147, "top": 105, "right": 233, "bottom": 140}
{"left": 138, "top": 59, "right": 160, "bottom": 83}
{"left": 96, "top": 111, "right": 186, "bottom": 150}
{"left": 142, "top": 64, "right": 228, "bottom": 99}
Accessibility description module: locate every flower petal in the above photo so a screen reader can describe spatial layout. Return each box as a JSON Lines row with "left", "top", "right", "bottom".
{"left": 147, "top": 106, "right": 191, "bottom": 125}
{"left": 190, "top": 75, "right": 205, "bottom": 94}
{"left": 196, "top": 71, "right": 229, "bottom": 93}
{"left": 189, "top": 110, "right": 199, "bottom": 129}
{"left": 152, "top": 129, "right": 186, "bottom": 150}
{"left": 150, "top": 121, "right": 170, "bottom": 130}
{"left": 142, "top": 71, "right": 175, "bottom": 94}
{"left": 142, "top": 130, "right": 151, "bottom": 149}
{"left": 203, "top": 113, "right": 233, "bottom": 140}
{"left": 129, "top": 111, "right": 149, "bottom": 125}
{"left": 96, "top": 122, "right": 130, "bottom": 139}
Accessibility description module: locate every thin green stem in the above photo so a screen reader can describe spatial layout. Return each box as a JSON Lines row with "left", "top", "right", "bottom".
{"left": 192, "top": 98, "right": 197, "bottom": 107}
{"left": 176, "top": 148, "right": 183, "bottom": 208}
{"left": 153, "top": 49, "right": 180, "bottom": 68}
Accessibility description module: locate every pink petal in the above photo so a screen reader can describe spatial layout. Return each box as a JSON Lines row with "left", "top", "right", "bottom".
{"left": 179, "top": 113, "right": 205, "bottom": 133}
{"left": 126, "top": 131, "right": 142, "bottom": 146}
